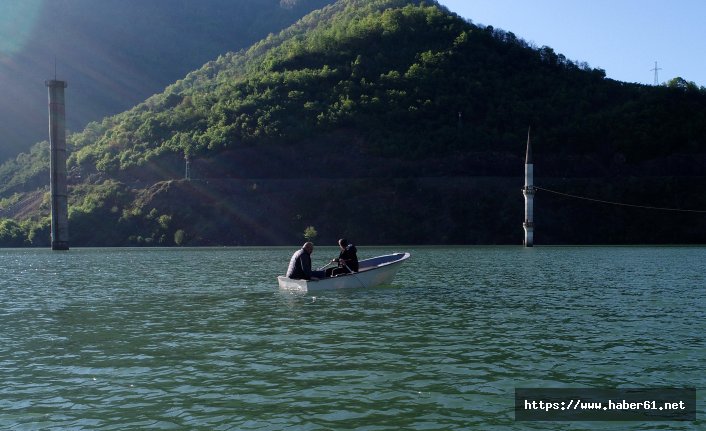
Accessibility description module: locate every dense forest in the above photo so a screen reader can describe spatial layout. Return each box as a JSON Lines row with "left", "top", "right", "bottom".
{"left": 1, "top": 0, "right": 706, "bottom": 246}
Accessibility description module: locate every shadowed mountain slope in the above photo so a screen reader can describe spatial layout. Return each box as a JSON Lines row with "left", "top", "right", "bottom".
{"left": 0, "top": 0, "right": 333, "bottom": 162}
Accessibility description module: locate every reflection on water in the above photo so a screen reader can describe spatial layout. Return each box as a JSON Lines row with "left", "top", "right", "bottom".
{"left": 0, "top": 246, "right": 703, "bottom": 430}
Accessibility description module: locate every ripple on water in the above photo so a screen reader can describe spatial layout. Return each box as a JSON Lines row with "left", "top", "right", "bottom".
{"left": 0, "top": 246, "right": 704, "bottom": 430}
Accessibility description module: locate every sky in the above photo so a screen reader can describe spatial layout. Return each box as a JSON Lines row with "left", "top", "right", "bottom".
{"left": 436, "top": 0, "right": 706, "bottom": 87}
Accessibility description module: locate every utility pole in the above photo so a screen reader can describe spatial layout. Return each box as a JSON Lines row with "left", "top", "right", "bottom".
{"left": 651, "top": 61, "right": 662, "bottom": 86}
{"left": 184, "top": 154, "right": 191, "bottom": 180}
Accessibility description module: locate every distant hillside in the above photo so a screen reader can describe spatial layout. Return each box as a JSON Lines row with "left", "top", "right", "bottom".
{"left": 1, "top": 0, "right": 705, "bottom": 247}
{"left": 0, "top": 0, "right": 333, "bottom": 162}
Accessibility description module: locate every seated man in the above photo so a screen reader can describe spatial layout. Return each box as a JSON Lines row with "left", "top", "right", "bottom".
{"left": 326, "top": 238, "right": 359, "bottom": 277}
{"left": 286, "top": 242, "right": 325, "bottom": 280}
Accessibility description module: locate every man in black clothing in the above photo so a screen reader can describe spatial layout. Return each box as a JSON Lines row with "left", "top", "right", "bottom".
{"left": 326, "top": 238, "right": 359, "bottom": 277}
{"left": 286, "top": 242, "right": 325, "bottom": 280}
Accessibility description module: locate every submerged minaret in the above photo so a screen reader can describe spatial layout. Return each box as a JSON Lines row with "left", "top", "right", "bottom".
{"left": 46, "top": 79, "right": 69, "bottom": 250}
{"left": 522, "top": 128, "right": 535, "bottom": 247}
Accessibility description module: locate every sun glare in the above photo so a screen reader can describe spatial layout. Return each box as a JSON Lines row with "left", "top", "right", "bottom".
{"left": 0, "top": 0, "right": 42, "bottom": 56}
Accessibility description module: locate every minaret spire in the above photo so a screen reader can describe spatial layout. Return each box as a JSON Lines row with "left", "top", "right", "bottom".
{"left": 523, "top": 127, "right": 535, "bottom": 247}
{"left": 525, "top": 127, "right": 533, "bottom": 164}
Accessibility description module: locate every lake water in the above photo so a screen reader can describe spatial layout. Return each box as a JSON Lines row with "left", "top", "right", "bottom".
{"left": 0, "top": 246, "right": 703, "bottom": 430}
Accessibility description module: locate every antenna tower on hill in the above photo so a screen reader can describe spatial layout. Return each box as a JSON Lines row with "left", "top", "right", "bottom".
{"left": 651, "top": 61, "right": 662, "bottom": 85}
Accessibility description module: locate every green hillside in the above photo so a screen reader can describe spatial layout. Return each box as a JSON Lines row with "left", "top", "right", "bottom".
{"left": 2, "top": 0, "right": 706, "bottom": 246}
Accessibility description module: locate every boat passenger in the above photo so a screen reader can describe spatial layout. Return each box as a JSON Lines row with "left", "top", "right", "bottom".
{"left": 326, "top": 238, "right": 359, "bottom": 277}
{"left": 286, "top": 242, "right": 325, "bottom": 280}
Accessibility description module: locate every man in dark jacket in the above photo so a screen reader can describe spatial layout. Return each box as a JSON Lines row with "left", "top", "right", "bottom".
{"left": 326, "top": 238, "right": 359, "bottom": 277}
{"left": 286, "top": 242, "right": 323, "bottom": 280}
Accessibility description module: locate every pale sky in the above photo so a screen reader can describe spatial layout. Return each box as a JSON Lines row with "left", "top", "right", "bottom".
{"left": 436, "top": 0, "right": 706, "bottom": 86}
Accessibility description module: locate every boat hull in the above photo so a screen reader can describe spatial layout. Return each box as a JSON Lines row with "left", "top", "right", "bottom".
{"left": 278, "top": 252, "right": 410, "bottom": 292}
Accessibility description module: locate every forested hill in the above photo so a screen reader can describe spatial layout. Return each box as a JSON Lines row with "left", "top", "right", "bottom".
{"left": 1, "top": 0, "right": 706, "bottom": 247}
{"left": 0, "top": 0, "right": 333, "bottom": 163}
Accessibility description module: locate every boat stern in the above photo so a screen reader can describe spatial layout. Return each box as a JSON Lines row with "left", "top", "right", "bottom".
{"left": 277, "top": 276, "right": 308, "bottom": 292}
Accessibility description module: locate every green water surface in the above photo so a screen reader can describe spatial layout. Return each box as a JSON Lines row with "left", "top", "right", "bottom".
{"left": 0, "top": 246, "right": 703, "bottom": 430}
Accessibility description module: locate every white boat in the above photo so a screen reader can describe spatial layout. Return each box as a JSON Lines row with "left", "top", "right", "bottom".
{"left": 278, "top": 252, "right": 410, "bottom": 292}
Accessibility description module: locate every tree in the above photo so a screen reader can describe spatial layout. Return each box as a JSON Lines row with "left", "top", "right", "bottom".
{"left": 0, "top": 219, "right": 26, "bottom": 247}
{"left": 666, "top": 77, "right": 700, "bottom": 92}
{"left": 174, "top": 229, "right": 187, "bottom": 246}
{"left": 304, "top": 226, "right": 318, "bottom": 241}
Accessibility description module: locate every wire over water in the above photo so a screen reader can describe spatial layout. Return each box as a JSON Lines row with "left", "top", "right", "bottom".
{"left": 534, "top": 186, "right": 706, "bottom": 213}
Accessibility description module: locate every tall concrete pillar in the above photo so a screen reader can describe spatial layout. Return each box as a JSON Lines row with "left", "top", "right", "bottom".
{"left": 46, "top": 80, "right": 69, "bottom": 250}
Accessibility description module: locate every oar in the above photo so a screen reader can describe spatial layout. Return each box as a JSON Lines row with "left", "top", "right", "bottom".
{"left": 343, "top": 263, "right": 367, "bottom": 289}
{"left": 316, "top": 260, "right": 336, "bottom": 271}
